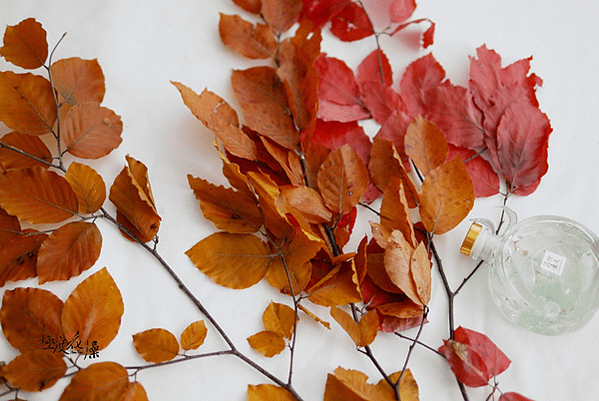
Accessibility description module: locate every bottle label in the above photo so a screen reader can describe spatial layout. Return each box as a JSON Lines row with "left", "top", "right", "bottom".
{"left": 540, "top": 250, "right": 566, "bottom": 275}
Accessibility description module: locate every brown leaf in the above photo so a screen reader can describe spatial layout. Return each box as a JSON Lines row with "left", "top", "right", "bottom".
{"left": 308, "top": 260, "right": 362, "bottom": 307}
{"left": 133, "top": 328, "right": 179, "bottom": 363}
{"left": 231, "top": 66, "right": 299, "bottom": 149}
{"left": 248, "top": 384, "right": 296, "bottom": 401}
{"left": 384, "top": 231, "right": 420, "bottom": 305}
{"left": 411, "top": 242, "right": 431, "bottom": 305}
{"left": 65, "top": 162, "right": 106, "bottom": 214}
{"left": 0, "top": 229, "right": 46, "bottom": 287}
{"left": 180, "top": 321, "right": 207, "bottom": 351}
{"left": 186, "top": 232, "right": 272, "bottom": 289}
{"left": 298, "top": 304, "right": 331, "bottom": 329}
{"left": 317, "top": 144, "right": 369, "bottom": 215}
{"left": 62, "top": 103, "right": 123, "bottom": 159}
{"left": 0, "top": 18, "right": 48, "bottom": 69}
{"left": 260, "top": 0, "right": 302, "bottom": 33}
{"left": 187, "top": 174, "right": 262, "bottom": 233}
{"left": 233, "top": 0, "right": 262, "bottom": 14}
{"left": 0, "top": 71, "right": 57, "bottom": 135}
{"left": 280, "top": 185, "right": 332, "bottom": 224}
{"left": 0, "top": 205, "right": 20, "bottom": 245}
{"left": 404, "top": 116, "right": 448, "bottom": 176}
{"left": 219, "top": 14, "right": 278, "bottom": 60}
{"left": 37, "top": 221, "right": 102, "bottom": 284}
{"left": 171, "top": 82, "right": 258, "bottom": 160}
{"left": 330, "top": 307, "right": 378, "bottom": 347}
{"left": 379, "top": 178, "right": 416, "bottom": 247}
{"left": 324, "top": 367, "right": 419, "bottom": 401}
{"left": 247, "top": 330, "right": 286, "bottom": 357}
{"left": 260, "top": 137, "right": 304, "bottom": 185}
{"left": 418, "top": 157, "right": 475, "bottom": 235}
{"left": 0, "top": 167, "right": 78, "bottom": 224}
{"left": 0, "top": 131, "right": 52, "bottom": 171}
{"left": 263, "top": 302, "right": 296, "bottom": 340}
{"left": 61, "top": 267, "right": 124, "bottom": 352}
{"left": 0, "top": 287, "right": 64, "bottom": 352}
{"left": 50, "top": 57, "right": 105, "bottom": 105}
{"left": 2, "top": 350, "right": 66, "bottom": 392}
{"left": 247, "top": 171, "right": 294, "bottom": 239}
{"left": 377, "top": 370, "right": 419, "bottom": 401}
{"left": 59, "top": 362, "right": 137, "bottom": 401}
{"left": 121, "top": 381, "right": 149, "bottom": 401}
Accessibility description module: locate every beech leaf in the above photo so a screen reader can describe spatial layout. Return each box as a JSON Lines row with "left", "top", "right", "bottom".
{"left": 260, "top": 0, "right": 302, "bottom": 34}
{"left": 0, "top": 131, "right": 52, "bottom": 171}
{"left": 219, "top": 14, "right": 277, "bottom": 60}
{"left": 248, "top": 384, "right": 296, "bottom": 401}
{"left": 36, "top": 221, "right": 102, "bottom": 284}
{"left": 185, "top": 232, "right": 272, "bottom": 289}
{"left": 65, "top": 162, "right": 107, "bottom": 214}
{"left": 50, "top": 57, "right": 105, "bottom": 105}
{"left": 0, "top": 167, "right": 78, "bottom": 224}
{"left": 330, "top": 307, "right": 378, "bottom": 347}
{"left": 180, "top": 320, "right": 207, "bottom": 351}
{"left": 499, "top": 392, "right": 535, "bottom": 401}
{"left": 61, "top": 267, "right": 124, "bottom": 352}
{"left": 384, "top": 231, "right": 421, "bottom": 305}
{"left": 0, "top": 18, "right": 48, "bottom": 69}
{"left": 0, "top": 287, "right": 64, "bottom": 352}
{"left": 410, "top": 242, "right": 431, "bottom": 305}
{"left": 233, "top": 0, "right": 262, "bottom": 14}
{"left": 405, "top": 116, "right": 448, "bottom": 177}
{"left": 329, "top": 3, "right": 372, "bottom": 42}
{"left": 262, "top": 302, "right": 296, "bottom": 340}
{"left": 133, "top": 328, "right": 179, "bottom": 363}
{"left": 389, "top": 0, "right": 417, "bottom": 23}
{"left": 379, "top": 179, "right": 416, "bottom": 247}
{"left": 247, "top": 330, "right": 286, "bottom": 357}
{"left": 2, "top": 350, "right": 66, "bottom": 392}
{"left": 280, "top": 185, "right": 332, "bottom": 224}
{"left": 307, "top": 260, "right": 362, "bottom": 307}
{"left": 0, "top": 229, "right": 47, "bottom": 286}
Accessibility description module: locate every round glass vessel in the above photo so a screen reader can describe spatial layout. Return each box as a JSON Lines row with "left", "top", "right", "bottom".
{"left": 461, "top": 214, "right": 599, "bottom": 335}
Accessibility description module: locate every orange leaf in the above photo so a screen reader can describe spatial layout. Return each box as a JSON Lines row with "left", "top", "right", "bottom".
{"left": 384, "top": 231, "right": 421, "bottom": 305}
{"left": 379, "top": 179, "right": 416, "bottom": 247}
{"left": 62, "top": 103, "right": 123, "bottom": 159}
{"left": 260, "top": 137, "right": 304, "bottom": 185}
{"left": 180, "top": 320, "right": 207, "bottom": 351}
{"left": 59, "top": 362, "right": 141, "bottom": 401}
{"left": 405, "top": 116, "right": 448, "bottom": 177}
{"left": 280, "top": 185, "right": 332, "bottom": 224}
{"left": 0, "top": 167, "right": 78, "bottom": 224}
{"left": 231, "top": 66, "right": 299, "bottom": 150}
{"left": 0, "top": 229, "right": 46, "bottom": 286}
{"left": 298, "top": 304, "right": 331, "bottom": 329}
{"left": 0, "top": 71, "right": 57, "bottom": 135}
{"left": 187, "top": 174, "right": 262, "bottom": 233}
{"left": 324, "top": 367, "right": 419, "bottom": 401}
{"left": 411, "top": 242, "right": 431, "bottom": 305}
{"left": 219, "top": 14, "right": 278, "bottom": 60}
{"left": 65, "top": 162, "right": 106, "bottom": 214}
{"left": 260, "top": 0, "right": 302, "bottom": 33}
{"left": 37, "top": 221, "right": 102, "bottom": 284}
{"left": 2, "top": 350, "right": 66, "bottom": 392}
{"left": 308, "top": 260, "right": 362, "bottom": 307}
{"left": 61, "top": 267, "right": 124, "bottom": 352}
{"left": 50, "top": 57, "right": 105, "bottom": 105}
{"left": 248, "top": 384, "right": 296, "bottom": 401}
{"left": 330, "top": 307, "right": 378, "bottom": 347}
{"left": 0, "top": 131, "right": 52, "bottom": 171}
{"left": 418, "top": 157, "right": 475, "bottom": 235}
{"left": 121, "top": 382, "right": 149, "bottom": 401}
{"left": 171, "top": 83, "right": 258, "bottom": 160}
{"left": 133, "top": 328, "right": 179, "bottom": 363}
{"left": 186, "top": 232, "right": 272, "bottom": 289}
{"left": 0, "top": 287, "right": 64, "bottom": 352}
{"left": 317, "top": 144, "right": 369, "bottom": 216}
{"left": 0, "top": 205, "right": 20, "bottom": 244}
{"left": 0, "top": 18, "right": 48, "bottom": 69}
{"left": 109, "top": 156, "right": 161, "bottom": 242}
{"left": 262, "top": 302, "right": 296, "bottom": 340}
{"left": 377, "top": 370, "right": 420, "bottom": 401}
{"left": 247, "top": 171, "right": 294, "bottom": 239}
{"left": 247, "top": 330, "right": 286, "bottom": 357}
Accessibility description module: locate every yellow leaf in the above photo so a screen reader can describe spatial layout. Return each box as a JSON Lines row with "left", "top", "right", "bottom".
{"left": 0, "top": 18, "right": 48, "bottom": 69}
{"left": 180, "top": 320, "right": 207, "bottom": 351}
{"left": 133, "top": 328, "right": 179, "bottom": 363}
{"left": 247, "top": 330, "right": 286, "bottom": 357}
{"left": 262, "top": 302, "right": 296, "bottom": 340}
{"left": 248, "top": 384, "right": 296, "bottom": 401}
{"left": 65, "top": 162, "right": 107, "bottom": 214}
{"left": 330, "top": 307, "right": 378, "bottom": 347}
{"left": 405, "top": 116, "right": 448, "bottom": 177}
{"left": 61, "top": 267, "right": 124, "bottom": 352}
{"left": 186, "top": 232, "right": 272, "bottom": 289}
{"left": 2, "top": 350, "right": 66, "bottom": 392}
{"left": 324, "top": 367, "right": 419, "bottom": 401}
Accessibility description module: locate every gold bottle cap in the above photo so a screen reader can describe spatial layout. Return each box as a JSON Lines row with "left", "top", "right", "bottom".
{"left": 460, "top": 222, "right": 483, "bottom": 256}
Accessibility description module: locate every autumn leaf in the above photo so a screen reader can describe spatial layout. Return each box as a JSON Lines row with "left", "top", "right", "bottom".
{"left": 379, "top": 179, "right": 416, "bottom": 247}
{"left": 260, "top": 0, "right": 302, "bottom": 34}
{"left": 247, "top": 330, "right": 286, "bottom": 357}
{"left": 133, "top": 328, "right": 179, "bottom": 363}
{"left": 65, "top": 162, "right": 107, "bottom": 214}
{"left": 307, "top": 259, "right": 362, "bottom": 307}
{"left": 62, "top": 102, "right": 123, "bottom": 159}
{"left": 262, "top": 302, "right": 296, "bottom": 340}
{"left": 0, "top": 167, "right": 78, "bottom": 224}
{"left": 499, "top": 392, "right": 535, "bottom": 401}
{"left": 447, "top": 145, "right": 499, "bottom": 198}
{"left": 0, "top": 71, "right": 57, "bottom": 135}
{"left": 0, "top": 18, "right": 48, "bottom": 69}
{"left": 400, "top": 53, "right": 445, "bottom": 118}
{"left": 50, "top": 57, "right": 105, "bottom": 105}
{"left": 61, "top": 267, "right": 124, "bottom": 352}
{"left": 0, "top": 131, "right": 52, "bottom": 171}
{"left": 329, "top": 2, "right": 372, "bottom": 42}
{"left": 0, "top": 287, "right": 64, "bottom": 352}
{"left": 2, "top": 350, "right": 66, "bottom": 392}
{"left": 247, "top": 171, "right": 294, "bottom": 239}
{"left": 186, "top": 232, "right": 273, "bottom": 289}
{"left": 180, "top": 320, "right": 207, "bottom": 351}
{"left": 0, "top": 229, "right": 46, "bottom": 287}
{"left": 311, "top": 120, "right": 371, "bottom": 165}
{"left": 389, "top": 0, "right": 417, "bottom": 23}
{"left": 410, "top": 242, "right": 431, "bottom": 305}
{"left": 36, "top": 221, "right": 102, "bottom": 283}
{"left": 298, "top": 303, "right": 331, "bottom": 329}
{"left": 405, "top": 116, "right": 448, "bottom": 177}
{"left": 418, "top": 157, "right": 474, "bottom": 235}
{"left": 219, "top": 14, "right": 278, "bottom": 60}
{"left": 330, "top": 307, "right": 378, "bottom": 347}
{"left": 280, "top": 185, "right": 332, "bottom": 224}
{"left": 233, "top": 0, "right": 262, "bottom": 14}
{"left": 248, "top": 384, "right": 296, "bottom": 401}
{"left": 384, "top": 230, "right": 420, "bottom": 305}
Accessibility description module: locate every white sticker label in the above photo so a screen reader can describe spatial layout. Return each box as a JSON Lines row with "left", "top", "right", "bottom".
{"left": 540, "top": 251, "right": 566, "bottom": 275}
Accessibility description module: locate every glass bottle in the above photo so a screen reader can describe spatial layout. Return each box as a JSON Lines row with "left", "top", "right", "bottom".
{"left": 460, "top": 210, "right": 599, "bottom": 335}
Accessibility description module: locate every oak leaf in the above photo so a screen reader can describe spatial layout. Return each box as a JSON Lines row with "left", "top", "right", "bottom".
{"left": 0, "top": 131, "right": 52, "bottom": 171}
{"left": 247, "top": 330, "right": 286, "bottom": 357}
{"left": 404, "top": 116, "right": 448, "bottom": 177}
{"left": 61, "top": 267, "right": 124, "bottom": 352}
{"left": 248, "top": 384, "right": 296, "bottom": 401}
{"left": 0, "top": 228, "right": 46, "bottom": 286}
{"left": 262, "top": 302, "right": 296, "bottom": 340}
{"left": 330, "top": 307, "right": 378, "bottom": 347}
{"left": 0, "top": 18, "right": 48, "bottom": 69}
{"left": 0, "top": 287, "right": 64, "bottom": 352}
{"left": 133, "top": 328, "right": 179, "bottom": 363}
{"left": 219, "top": 14, "right": 278, "bottom": 60}
{"left": 180, "top": 320, "right": 207, "bottom": 351}
{"left": 2, "top": 350, "right": 66, "bottom": 392}
{"left": 65, "top": 162, "right": 106, "bottom": 214}
{"left": 50, "top": 57, "right": 105, "bottom": 105}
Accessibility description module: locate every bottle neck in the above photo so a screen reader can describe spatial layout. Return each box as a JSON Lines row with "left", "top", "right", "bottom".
{"left": 470, "top": 226, "right": 500, "bottom": 261}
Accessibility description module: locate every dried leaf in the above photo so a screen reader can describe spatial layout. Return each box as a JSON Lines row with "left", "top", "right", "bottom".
{"left": 63, "top": 103, "right": 123, "bottom": 159}
{"left": 384, "top": 231, "right": 420, "bottom": 305}
{"left": 329, "top": 3, "right": 372, "bottom": 42}
{"left": 499, "top": 392, "right": 535, "bottom": 401}
{"left": 185, "top": 232, "right": 272, "bottom": 289}
{"left": 0, "top": 229, "right": 46, "bottom": 286}
{"left": 298, "top": 304, "right": 331, "bottom": 329}
{"left": 389, "top": 0, "right": 417, "bottom": 23}
{"left": 2, "top": 350, "right": 66, "bottom": 392}
{"left": 248, "top": 384, "right": 296, "bottom": 401}
{"left": 0, "top": 287, "right": 64, "bottom": 352}
{"left": 247, "top": 171, "right": 294, "bottom": 239}
{"left": 61, "top": 267, "right": 124, "bottom": 352}
{"left": 330, "top": 307, "right": 378, "bottom": 347}
{"left": 133, "top": 328, "right": 179, "bottom": 363}
{"left": 0, "top": 18, "right": 48, "bottom": 69}
{"left": 307, "top": 260, "right": 362, "bottom": 307}
{"left": 410, "top": 242, "right": 431, "bottom": 305}
{"left": 50, "top": 58, "right": 105, "bottom": 105}
{"left": 0, "top": 131, "right": 52, "bottom": 171}
{"left": 219, "top": 14, "right": 278, "bottom": 60}
{"left": 0, "top": 167, "right": 78, "bottom": 224}
{"left": 379, "top": 179, "right": 416, "bottom": 247}
{"left": 233, "top": 0, "right": 262, "bottom": 14}
{"left": 37, "top": 221, "right": 102, "bottom": 283}
{"left": 400, "top": 53, "right": 445, "bottom": 117}
{"left": 180, "top": 321, "right": 207, "bottom": 351}
{"left": 404, "top": 116, "right": 448, "bottom": 177}
{"left": 263, "top": 302, "right": 296, "bottom": 340}
{"left": 280, "top": 185, "right": 332, "bottom": 224}
{"left": 247, "top": 330, "right": 286, "bottom": 357}
{"left": 0, "top": 71, "right": 57, "bottom": 135}
{"left": 65, "top": 162, "right": 107, "bottom": 214}
{"left": 418, "top": 157, "right": 475, "bottom": 235}
{"left": 447, "top": 145, "right": 499, "bottom": 198}
{"left": 260, "top": 0, "right": 302, "bottom": 33}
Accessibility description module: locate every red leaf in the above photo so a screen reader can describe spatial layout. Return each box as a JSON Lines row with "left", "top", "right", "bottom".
{"left": 357, "top": 49, "right": 393, "bottom": 88}
{"left": 329, "top": 2, "right": 373, "bottom": 42}
{"left": 311, "top": 119, "right": 371, "bottom": 164}
{"left": 400, "top": 54, "right": 446, "bottom": 117}
{"left": 389, "top": 0, "right": 416, "bottom": 23}
{"left": 499, "top": 392, "right": 535, "bottom": 401}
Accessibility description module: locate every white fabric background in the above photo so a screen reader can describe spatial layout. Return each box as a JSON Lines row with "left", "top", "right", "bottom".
{"left": 1, "top": 0, "right": 598, "bottom": 400}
